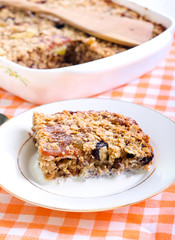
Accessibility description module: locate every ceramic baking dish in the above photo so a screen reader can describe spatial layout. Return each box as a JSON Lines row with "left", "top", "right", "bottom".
{"left": 0, "top": 0, "right": 174, "bottom": 104}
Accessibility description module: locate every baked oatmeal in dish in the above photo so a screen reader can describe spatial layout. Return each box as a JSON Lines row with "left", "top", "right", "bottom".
{"left": 32, "top": 110, "right": 154, "bottom": 180}
{"left": 0, "top": 0, "right": 165, "bottom": 69}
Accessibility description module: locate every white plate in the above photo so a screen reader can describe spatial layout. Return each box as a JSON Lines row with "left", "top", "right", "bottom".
{"left": 0, "top": 99, "right": 174, "bottom": 212}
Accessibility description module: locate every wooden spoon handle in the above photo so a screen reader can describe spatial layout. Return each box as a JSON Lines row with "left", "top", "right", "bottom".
{"left": 0, "top": 0, "right": 154, "bottom": 46}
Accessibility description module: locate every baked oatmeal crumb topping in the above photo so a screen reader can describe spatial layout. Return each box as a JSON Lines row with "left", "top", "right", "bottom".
{"left": 0, "top": 0, "right": 165, "bottom": 69}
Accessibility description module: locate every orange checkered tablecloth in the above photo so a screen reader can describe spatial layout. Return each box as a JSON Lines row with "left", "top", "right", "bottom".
{"left": 0, "top": 37, "right": 175, "bottom": 240}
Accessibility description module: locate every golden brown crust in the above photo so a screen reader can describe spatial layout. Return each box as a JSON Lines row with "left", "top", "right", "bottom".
{"left": 32, "top": 110, "right": 154, "bottom": 180}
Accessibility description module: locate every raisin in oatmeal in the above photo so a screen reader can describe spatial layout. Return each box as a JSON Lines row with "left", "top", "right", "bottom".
{"left": 0, "top": 0, "right": 165, "bottom": 69}
{"left": 32, "top": 110, "right": 154, "bottom": 180}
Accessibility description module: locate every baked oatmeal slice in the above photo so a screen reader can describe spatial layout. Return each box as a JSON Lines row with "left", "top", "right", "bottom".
{"left": 32, "top": 110, "right": 154, "bottom": 180}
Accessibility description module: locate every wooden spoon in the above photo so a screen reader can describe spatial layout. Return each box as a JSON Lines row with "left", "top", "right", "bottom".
{"left": 0, "top": 0, "right": 154, "bottom": 46}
